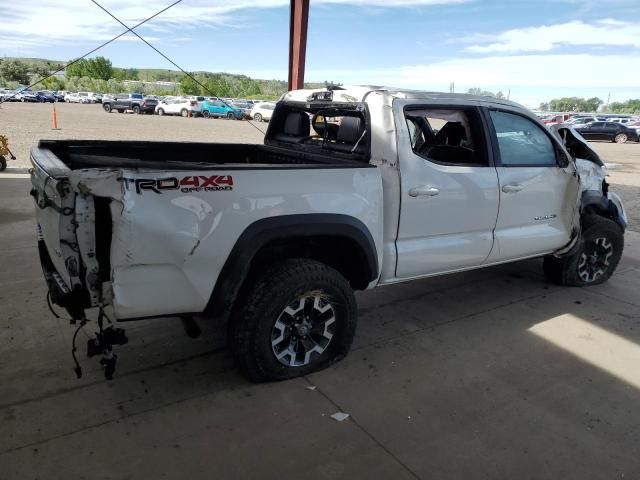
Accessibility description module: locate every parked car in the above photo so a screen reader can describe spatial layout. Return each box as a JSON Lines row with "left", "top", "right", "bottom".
{"left": 201, "top": 99, "right": 244, "bottom": 119}
{"left": 564, "top": 116, "right": 606, "bottom": 126}
{"left": 65, "top": 92, "right": 93, "bottom": 103}
{"left": 103, "top": 93, "right": 156, "bottom": 114}
{"left": 35, "top": 91, "right": 56, "bottom": 103}
{"left": 90, "top": 93, "right": 103, "bottom": 104}
{"left": 250, "top": 102, "right": 276, "bottom": 122}
{"left": 30, "top": 86, "right": 627, "bottom": 381}
{"left": 15, "top": 90, "right": 38, "bottom": 102}
{"left": 576, "top": 121, "right": 639, "bottom": 143}
{"left": 543, "top": 113, "right": 571, "bottom": 125}
{"left": 155, "top": 98, "right": 198, "bottom": 117}
{"left": 0, "top": 89, "right": 17, "bottom": 102}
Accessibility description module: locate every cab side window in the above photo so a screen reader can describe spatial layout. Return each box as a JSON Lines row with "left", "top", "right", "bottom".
{"left": 404, "top": 108, "right": 488, "bottom": 166}
{"left": 490, "top": 110, "right": 557, "bottom": 166}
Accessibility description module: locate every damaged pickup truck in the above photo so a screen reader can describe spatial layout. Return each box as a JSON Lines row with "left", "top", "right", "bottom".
{"left": 30, "top": 86, "right": 627, "bottom": 381}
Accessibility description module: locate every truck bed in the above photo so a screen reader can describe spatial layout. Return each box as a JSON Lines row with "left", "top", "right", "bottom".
{"left": 36, "top": 140, "right": 371, "bottom": 171}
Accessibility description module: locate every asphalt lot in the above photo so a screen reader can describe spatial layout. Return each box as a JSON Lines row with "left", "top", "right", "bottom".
{"left": 2, "top": 102, "right": 640, "bottom": 479}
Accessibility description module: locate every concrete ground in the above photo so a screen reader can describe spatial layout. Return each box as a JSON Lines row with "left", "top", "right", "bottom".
{"left": 2, "top": 104, "right": 640, "bottom": 479}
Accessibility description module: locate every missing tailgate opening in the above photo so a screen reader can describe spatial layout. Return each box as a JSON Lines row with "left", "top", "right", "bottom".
{"left": 94, "top": 197, "right": 112, "bottom": 284}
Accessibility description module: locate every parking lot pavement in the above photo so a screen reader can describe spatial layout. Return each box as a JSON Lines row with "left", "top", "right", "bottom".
{"left": 2, "top": 174, "right": 640, "bottom": 479}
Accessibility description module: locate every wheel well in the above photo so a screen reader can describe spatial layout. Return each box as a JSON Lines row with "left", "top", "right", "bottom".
{"left": 204, "top": 215, "right": 378, "bottom": 318}
{"left": 248, "top": 235, "right": 372, "bottom": 291}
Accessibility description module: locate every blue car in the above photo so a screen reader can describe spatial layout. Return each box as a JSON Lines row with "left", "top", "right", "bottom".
{"left": 200, "top": 99, "right": 244, "bottom": 120}
{"left": 36, "top": 91, "right": 56, "bottom": 103}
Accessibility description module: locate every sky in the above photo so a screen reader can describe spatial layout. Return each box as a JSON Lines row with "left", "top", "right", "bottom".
{"left": 2, "top": 0, "right": 640, "bottom": 108}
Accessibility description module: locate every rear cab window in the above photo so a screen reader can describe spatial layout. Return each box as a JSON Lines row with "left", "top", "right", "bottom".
{"left": 265, "top": 102, "right": 370, "bottom": 162}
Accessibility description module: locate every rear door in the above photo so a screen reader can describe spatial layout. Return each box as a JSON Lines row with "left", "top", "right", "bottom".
{"left": 394, "top": 102, "right": 500, "bottom": 278}
{"left": 485, "top": 108, "right": 580, "bottom": 262}
{"left": 602, "top": 122, "right": 619, "bottom": 140}
{"left": 586, "top": 122, "right": 606, "bottom": 140}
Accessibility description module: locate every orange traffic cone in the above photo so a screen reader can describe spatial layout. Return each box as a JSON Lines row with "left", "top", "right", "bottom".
{"left": 52, "top": 103, "right": 60, "bottom": 130}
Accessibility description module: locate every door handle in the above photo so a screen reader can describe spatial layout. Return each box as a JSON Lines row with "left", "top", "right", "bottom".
{"left": 502, "top": 184, "right": 524, "bottom": 193}
{"left": 409, "top": 186, "right": 440, "bottom": 197}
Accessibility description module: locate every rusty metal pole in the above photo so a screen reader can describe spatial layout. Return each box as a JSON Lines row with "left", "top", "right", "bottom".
{"left": 288, "top": 0, "right": 310, "bottom": 91}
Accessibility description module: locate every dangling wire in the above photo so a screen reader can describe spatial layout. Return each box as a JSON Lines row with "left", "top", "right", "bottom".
{"left": 71, "top": 318, "right": 88, "bottom": 378}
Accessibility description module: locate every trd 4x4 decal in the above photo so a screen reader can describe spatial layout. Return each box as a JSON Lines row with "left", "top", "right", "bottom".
{"left": 124, "top": 175, "right": 233, "bottom": 194}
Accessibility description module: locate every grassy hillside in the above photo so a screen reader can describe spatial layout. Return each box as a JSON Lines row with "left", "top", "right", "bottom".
{"left": 2, "top": 57, "right": 326, "bottom": 99}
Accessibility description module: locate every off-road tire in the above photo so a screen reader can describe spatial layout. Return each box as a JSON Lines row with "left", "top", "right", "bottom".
{"left": 543, "top": 215, "right": 623, "bottom": 286}
{"left": 230, "top": 259, "right": 357, "bottom": 382}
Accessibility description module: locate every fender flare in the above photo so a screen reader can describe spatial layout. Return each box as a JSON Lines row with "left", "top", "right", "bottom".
{"left": 203, "top": 214, "right": 378, "bottom": 316}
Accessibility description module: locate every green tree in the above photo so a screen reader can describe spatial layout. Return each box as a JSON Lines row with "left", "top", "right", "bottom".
{"left": 85, "top": 57, "right": 113, "bottom": 80}
{"left": 66, "top": 59, "right": 89, "bottom": 78}
{"left": 0, "top": 60, "right": 30, "bottom": 84}
{"left": 547, "top": 96, "right": 603, "bottom": 112}
{"left": 179, "top": 74, "right": 200, "bottom": 95}
{"left": 607, "top": 99, "right": 640, "bottom": 114}
{"left": 583, "top": 97, "right": 603, "bottom": 112}
{"left": 41, "top": 76, "right": 64, "bottom": 91}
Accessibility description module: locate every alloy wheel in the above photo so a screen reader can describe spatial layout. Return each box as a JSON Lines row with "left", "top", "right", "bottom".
{"left": 577, "top": 236, "right": 614, "bottom": 282}
{"left": 271, "top": 294, "right": 337, "bottom": 367}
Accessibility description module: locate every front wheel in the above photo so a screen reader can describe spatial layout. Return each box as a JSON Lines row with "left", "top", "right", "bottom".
{"left": 132, "top": 105, "right": 141, "bottom": 114}
{"left": 157, "top": 108, "right": 165, "bottom": 116}
{"left": 181, "top": 108, "right": 189, "bottom": 117}
{"left": 202, "top": 110, "right": 210, "bottom": 118}
{"left": 614, "top": 133, "right": 628, "bottom": 144}
{"left": 230, "top": 259, "right": 357, "bottom": 382}
{"left": 544, "top": 215, "right": 624, "bottom": 286}
{"left": 103, "top": 103, "right": 112, "bottom": 112}
{"left": 253, "top": 113, "right": 262, "bottom": 122}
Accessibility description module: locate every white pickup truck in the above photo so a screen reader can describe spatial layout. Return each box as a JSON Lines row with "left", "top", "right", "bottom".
{"left": 30, "top": 86, "right": 627, "bottom": 381}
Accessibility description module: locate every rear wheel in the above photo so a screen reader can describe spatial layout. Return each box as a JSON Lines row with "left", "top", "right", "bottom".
{"left": 227, "top": 112, "right": 235, "bottom": 120}
{"left": 202, "top": 110, "right": 210, "bottom": 118}
{"left": 253, "top": 113, "right": 262, "bottom": 122}
{"left": 157, "top": 108, "right": 165, "bottom": 116}
{"left": 230, "top": 259, "right": 357, "bottom": 382}
{"left": 103, "top": 103, "right": 112, "bottom": 112}
{"left": 543, "top": 215, "right": 623, "bottom": 286}
{"left": 181, "top": 108, "right": 189, "bottom": 117}
{"left": 132, "top": 105, "right": 141, "bottom": 114}
{"left": 614, "top": 133, "right": 628, "bottom": 144}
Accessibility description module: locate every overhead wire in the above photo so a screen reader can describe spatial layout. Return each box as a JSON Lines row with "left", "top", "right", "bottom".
{"left": 89, "top": 0, "right": 216, "bottom": 98}
{"left": 88, "top": 0, "right": 267, "bottom": 134}
{"left": 0, "top": 0, "right": 184, "bottom": 103}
